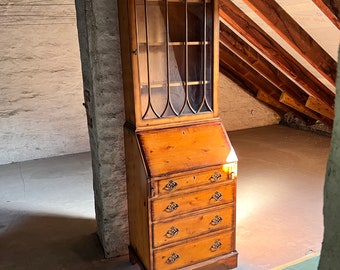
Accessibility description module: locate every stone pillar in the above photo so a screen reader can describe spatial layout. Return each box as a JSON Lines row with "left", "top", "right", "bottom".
{"left": 319, "top": 47, "right": 340, "bottom": 269}
{"left": 74, "top": 0, "right": 128, "bottom": 258}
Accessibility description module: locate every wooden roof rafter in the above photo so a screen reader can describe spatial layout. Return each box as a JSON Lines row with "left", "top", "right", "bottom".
{"left": 219, "top": 43, "right": 324, "bottom": 124}
{"left": 219, "top": 0, "right": 336, "bottom": 114}
{"left": 242, "top": 0, "right": 337, "bottom": 86}
{"left": 220, "top": 23, "right": 309, "bottom": 103}
{"left": 313, "top": 0, "right": 340, "bottom": 30}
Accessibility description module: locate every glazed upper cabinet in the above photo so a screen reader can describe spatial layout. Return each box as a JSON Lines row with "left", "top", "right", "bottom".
{"left": 119, "top": 0, "right": 219, "bottom": 128}
{"left": 118, "top": 0, "right": 238, "bottom": 269}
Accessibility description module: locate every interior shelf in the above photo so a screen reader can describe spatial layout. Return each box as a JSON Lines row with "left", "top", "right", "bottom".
{"left": 136, "top": 0, "right": 211, "bottom": 4}
{"left": 140, "top": 41, "right": 210, "bottom": 47}
{"left": 140, "top": 80, "right": 210, "bottom": 88}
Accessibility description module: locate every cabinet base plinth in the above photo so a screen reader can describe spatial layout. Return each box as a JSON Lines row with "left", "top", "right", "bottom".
{"left": 190, "top": 251, "right": 238, "bottom": 270}
{"left": 128, "top": 245, "right": 237, "bottom": 270}
{"left": 128, "top": 245, "right": 146, "bottom": 270}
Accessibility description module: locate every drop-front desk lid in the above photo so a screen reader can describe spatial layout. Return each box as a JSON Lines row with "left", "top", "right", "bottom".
{"left": 137, "top": 120, "right": 237, "bottom": 178}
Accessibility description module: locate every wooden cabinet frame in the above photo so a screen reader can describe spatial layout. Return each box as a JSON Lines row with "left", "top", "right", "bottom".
{"left": 119, "top": 0, "right": 220, "bottom": 129}
{"left": 118, "top": 1, "right": 238, "bottom": 269}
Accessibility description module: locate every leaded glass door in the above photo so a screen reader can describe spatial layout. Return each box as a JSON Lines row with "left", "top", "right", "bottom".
{"left": 135, "top": 0, "right": 215, "bottom": 120}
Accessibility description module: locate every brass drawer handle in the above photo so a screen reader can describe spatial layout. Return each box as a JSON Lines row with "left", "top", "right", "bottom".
{"left": 166, "top": 252, "right": 180, "bottom": 264}
{"left": 210, "top": 171, "right": 222, "bottom": 182}
{"left": 164, "top": 180, "right": 178, "bottom": 191}
{"left": 166, "top": 226, "right": 179, "bottom": 238}
{"left": 165, "top": 202, "right": 179, "bottom": 212}
{"left": 211, "top": 191, "right": 223, "bottom": 201}
{"left": 210, "top": 215, "right": 223, "bottom": 225}
{"left": 210, "top": 240, "right": 222, "bottom": 252}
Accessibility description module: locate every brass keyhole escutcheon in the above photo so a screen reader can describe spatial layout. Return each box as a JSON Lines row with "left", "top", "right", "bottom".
{"left": 210, "top": 240, "right": 222, "bottom": 252}
{"left": 164, "top": 180, "right": 178, "bottom": 191}
{"left": 166, "top": 253, "right": 180, "bottom": 264}
{"left": 210, "top": 171, "right": 222, "bottom": 182}
{"left": 211, "top": 191, "right": 223, "bottom": 201}
{"left": 165, "top": 202, "right": 179, "bottom": 212}
{"left": 210, "top": 215, "right": 223, "bottom": 225}
{"left": 166, "top": 226, "right": 179, "bottom": 238}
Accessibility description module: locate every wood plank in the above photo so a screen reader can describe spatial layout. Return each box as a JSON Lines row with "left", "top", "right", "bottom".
{"left": 152, "top": 204, "right": 234, "bottom": 247}
{"left": 220, "top": 61, "right": 317, "bottom": 123}
{"left": 219, "top": 0, "right": 335, "bottom": 109}
{"left": 220, "top": 44, "right": 281, "bottom": 100}
{"left": 243, "top": 0, "right": 337, "bottom": 86}
{"left": 155, "top": 166, "right": 231, "bottom": 195}
{"left": 138, "top": 121, "right": 233, "bottom": 177}
{"left": 151, "top": 183, "right": 235, "bottom": 221}
{"left": 124, "top": 126, "right": 151, "bottom": 270}
{"left": 313, "top": 0, "right": 340, "bottom": 30}
{"left": 306, "top": 96, "right": 335, "bottom": 120}
{"left": 256, "top": 90, "right": 292, "bottom": 113}
{"left": 279, "top": 92, "right": 320, "bottom": 120}
{"left": 219, "top": 45, "right": 322, "bottom": 124}
{"left": 220, "top": 23, "right": 309, "bottom": 102}
{"left": 220, "top": 22, "right": 335, "bottom": 122}
{"left": 153, "top": 229, "right": 235, "bottom": 270}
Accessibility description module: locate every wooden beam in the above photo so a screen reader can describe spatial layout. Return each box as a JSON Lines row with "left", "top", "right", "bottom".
{"left": 306, "top": 96, "right": 335, "bottom": 119}
{"left": 313, "top": 0, "right": 340, "bottom": 30}
{"left": 219, "top": 0, "right": 335, "bottom": 109}
{"left": 219, "top": 65, "right": 258, "bottom": 97}
{"left": 257, "top": 90, "right": 292, "bottom": 113}
{"left": 243, "top": 0, "right": 337, "bottom": 86}
{"left": 279, "top": 92, "right": 320, "bottom": 120}
{"left": 219, "top": 47, "right": 319, "bottom": 123}
{"left": 220, "top": 23, "right": 308, "bottom": 102}
{"left": 219, "top": 44, "right": 281, "bottom": 100}
{"left": 219, "top": 45, "right": 312, "bottom": 120}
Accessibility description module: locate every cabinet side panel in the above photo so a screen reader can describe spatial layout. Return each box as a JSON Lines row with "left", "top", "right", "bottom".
{"left": 213, "top": 0, "right": 219, "bottom": 117}
{"left": 118, "top": 0, "right": 137, "bottom": 124}
{"left": 124, "top": 126, "right": 150, "bottom": 269}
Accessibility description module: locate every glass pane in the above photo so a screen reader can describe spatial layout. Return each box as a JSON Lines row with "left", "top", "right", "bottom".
{"left": 136, "top": 0, "right": 214, "bottom": 119}
{"left": 150, "top": 86, "right": 167, "bottom": 117}
{"left": 169, "top": 45, "right": 185, "bottom": 83}
{"left": 170, "top": 86, "right": 186, "bottom": 115}
{"left": 188, "top": 85, "right": 204, "bottom": 112}
{"left": 188, "top": 4, "right": 204, "bottom": 42}
{"left": 149, "top": 45, "right": 167, "bottom": 85}
{"left": 169, "top": 3, "right": 186, "bottom": 42}
{"left": 188, "top": 45, "right": 204, "bottom": 82}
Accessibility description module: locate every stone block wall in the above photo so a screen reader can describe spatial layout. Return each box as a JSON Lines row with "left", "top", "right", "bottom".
{"left": 319, "top": 46, "right": 340, "bottom": 269}
{"left": 75, "top": 0, "right": 128, "bottom": 258}
{"left": 219, "top": 73, "right": 281, "bottom": 131}
{"left": 0, "top": 0, "right": 89, "bottom": 165}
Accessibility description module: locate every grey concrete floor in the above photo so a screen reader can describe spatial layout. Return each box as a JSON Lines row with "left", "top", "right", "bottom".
{"left": 0, "top": 125, "right": 330, "bottom": 270}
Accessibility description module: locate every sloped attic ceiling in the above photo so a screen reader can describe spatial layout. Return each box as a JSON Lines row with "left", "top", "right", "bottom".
{"left": 219, "top": 0, "right": 340, "bottom": 129}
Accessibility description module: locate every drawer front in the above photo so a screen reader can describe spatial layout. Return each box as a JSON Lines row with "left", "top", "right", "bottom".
{"left": 153, "top": 229, "right": 234, "bottom": 270}
{"left": 152, "top": 204, "right": 234, "bottom": 248}
{"left": 151, "top": 182, "right": 235, "bottom": 221}
{"left": 154, "top": 165, "right": 236, "bottom": 196}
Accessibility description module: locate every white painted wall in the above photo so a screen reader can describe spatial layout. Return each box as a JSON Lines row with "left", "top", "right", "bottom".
{"left": 219, "top": 73, "right": 281, "bottom": 131}
{"left": 0, "top": 1, "right": 89, "bottom": 165}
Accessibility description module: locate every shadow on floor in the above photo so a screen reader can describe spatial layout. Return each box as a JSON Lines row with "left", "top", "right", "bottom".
{"left": 0, "top": 210, "right": 134, "bottom": 270}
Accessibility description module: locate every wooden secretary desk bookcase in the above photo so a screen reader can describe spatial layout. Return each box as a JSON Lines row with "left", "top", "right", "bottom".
{"left": 118, "top": 0, "right": 238, "bottom": 269}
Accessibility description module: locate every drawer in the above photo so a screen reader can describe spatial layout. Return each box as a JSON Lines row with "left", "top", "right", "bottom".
{"left": 152, "top": 204, "right": 235, "bottom": 248}
{"left": 153, "top": 229, "right": 234, "bottom": 270}
{"left": 155, "top": 168, "right": 228, "bottom": 196}
{"left": 152, "top": 164, "right": 236, "bottom": 196}
{"left": 151, "top": 182, "right": 235, "bottom": 221}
